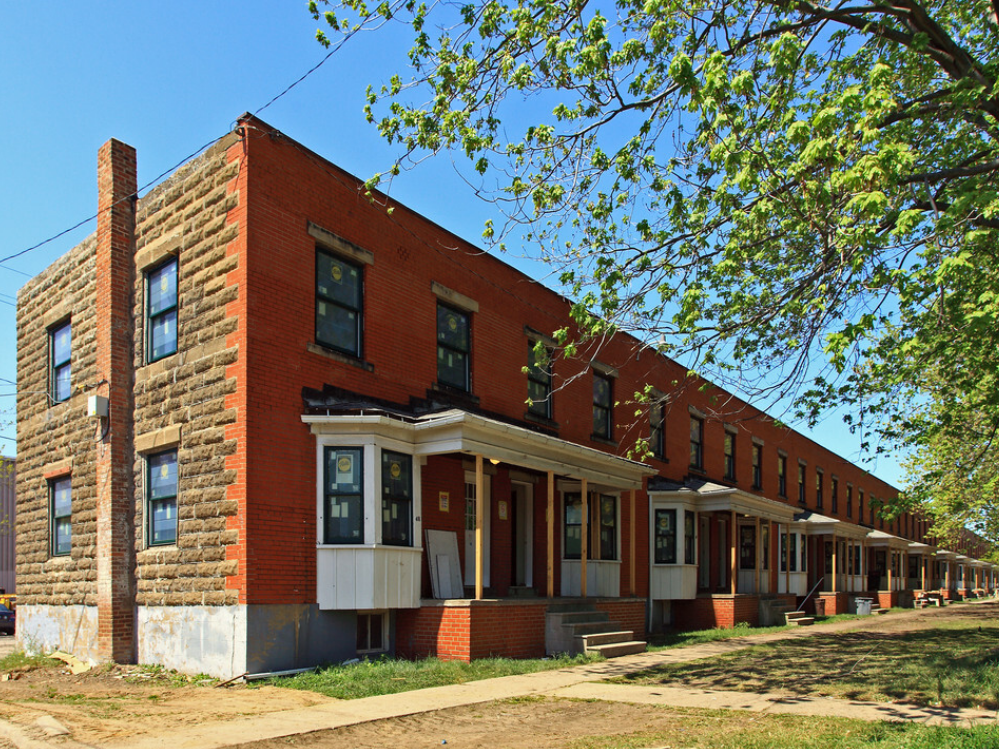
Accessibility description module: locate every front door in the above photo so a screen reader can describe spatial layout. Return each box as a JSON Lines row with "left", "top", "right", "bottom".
{"left": 512, "top": 482, "right": 533, "bottom": 587}
{"left": 464, "top": 473, "right": 491, "bottom": 588}
{"left": 698, "top": 515, "right": 711, "bottom": 589}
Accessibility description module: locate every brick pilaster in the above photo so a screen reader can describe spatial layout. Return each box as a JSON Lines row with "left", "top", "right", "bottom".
{"left": 95, "top": 139, "right": 137, "bottom": 663}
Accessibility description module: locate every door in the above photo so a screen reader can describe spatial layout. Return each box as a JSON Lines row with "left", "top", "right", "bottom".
{"left": 512, "top": 482, "right": 533, "bottom": 587}
{"left": 464, "top": 473, "right": 491, "bottom": 587}
{"left": 698, "top": 516, "right": 711, "bottom": 589}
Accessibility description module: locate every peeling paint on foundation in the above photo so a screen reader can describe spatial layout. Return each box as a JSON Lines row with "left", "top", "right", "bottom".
{"left": 138, "top": 605, "right": 248, "bottom": 679}
{"left": 18, "top": 604, "right": 100, "bottom": 664}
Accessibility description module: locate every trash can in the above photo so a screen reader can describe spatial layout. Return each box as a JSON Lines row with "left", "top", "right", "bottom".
{"left": 812, "top": 598, "right": 826, "bottom": 617}
{"left": 855, "top": 597, "right": 872, "bottom": 616}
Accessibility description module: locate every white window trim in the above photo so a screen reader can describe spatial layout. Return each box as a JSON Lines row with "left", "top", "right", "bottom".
{"left": 314, "top": 435, "right": 423, "bottom": 549}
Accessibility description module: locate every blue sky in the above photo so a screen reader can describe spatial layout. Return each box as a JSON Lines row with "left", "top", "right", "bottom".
{"left": 0, "top": 3, "right": 905, "bottom": 487}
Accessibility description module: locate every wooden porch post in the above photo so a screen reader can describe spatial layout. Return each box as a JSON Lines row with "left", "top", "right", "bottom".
{"left": 730, "top": 511, "right": 737, "bottom": 595}
{"left": 475, "top": 454, "right": 485, "bottom": 601}
{"left": 945, "top": 560, "right": 950, "bottom": 591}
{"left": 887, "top": 550, "right": 893, "bottom": 592}
{"left": 547, "top": 470, "right": 554, "bottom": 598}
{"left": 753, "top": 516, "right": 761, "bottom": 593}
{"left": 921, "top": 555, "right": 926, "bottom": 591}
{"left": 580, "top": 478, "right": 588, "bottom": 598}
{"left": 831, "top": 534, "right": 837, "bottom": 594}
{"left": 629, "top": 489, "right": 636, "bottom": 596}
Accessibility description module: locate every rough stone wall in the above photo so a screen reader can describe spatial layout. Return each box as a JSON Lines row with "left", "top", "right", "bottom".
{"left": 16, "top": 132, "right": 244, "bottom": 610}
{"left": 16, "top": 237, "right": 100, "bottom": 605}
{"left": 131, "top": 134, "right": 242, "bottom": 606}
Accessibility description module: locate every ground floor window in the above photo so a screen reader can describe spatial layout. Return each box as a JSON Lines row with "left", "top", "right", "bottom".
{"left": 49, "top": 476, "right": 71, "bottom": 557}
{"left": 324, "top": 447, "right": 364, "bottom": 543}
{"left": 684, "top": 510, "right": 696, "bottom": 564}
{"left": 565, "top": 493, "right": 618, "bottom": 561}
{"left": 654, "top": 508, "right": 677, "bottom": 564}
{"left": 739, "top": 525, "right": 756, "bottom": 570}
{"left": 148, "top": 450, "right": 178, "bottom": 546}
{"left": 381, "top": 451, "right": 413, "bottom": 547}
{"left": 781, "top": 532, "right": 798, "bottom": 572}
{"left": 598, "top": 494, "right": 616, "bottom": 560}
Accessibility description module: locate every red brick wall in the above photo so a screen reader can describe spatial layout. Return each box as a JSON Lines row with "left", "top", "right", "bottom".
{"left": 225, "top": 115, "right": 917, "bottom": 606}
{"left": 673, "top": 595, "right": 760, "bottom": 630}
{"left": 819, "top": 592, "right": 848, "bottom": 615}
{"left": 594, "top": 599, "right": 646, "bottom": 638}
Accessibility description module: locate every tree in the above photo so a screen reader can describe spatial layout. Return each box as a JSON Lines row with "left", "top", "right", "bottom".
{"left": 310, "top": 0, "right": 999, "bottom": 539}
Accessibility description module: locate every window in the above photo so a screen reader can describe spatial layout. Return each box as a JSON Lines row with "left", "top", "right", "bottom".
{"left": 148, "top": 450, "right": 178, "bottom": 546}
{"left": 654, "top": 508, "right": 677, "bottom": 564}
{"left": 846, "top": 485, "right": 853, "bottom": 517}
{"left": 678, "top": 510, "right": 694, "bottom": 564}
{"left": 381, "top": 451, "right": 413, "bottom": 547}
{"left": 147, "top": 259, "right": 178, "bottom": 362}
{"left": 815, "top": 470, "right": 824, "bottom": 509}
{"left": 689, "top": 416, "right": 704, "bottom": 469}
{"left": 357, "top": 612, "right": 386, "bottom": 653}
{"left": 50, "top": 476, "right": 71, "bottom": 556}
{"left": 778, "top": 454, "right": 787, "bottom": 497}
{"left": 831, "top": 477, "right": 839, "bottom": 514}
{"left": 316, "top": 250, "right": 363, "bottom": 356}
{"left": 723, "top": 431, "right": 736, "bottom": 480}
{"left": 564, "top": 493, "right": 583, "bottom": 560}
{"left": 797, "top": 463, "right": 806, "bottom": 505}
{"left": 761, "top": 525, "right": 770, "bottom": 570}
{"left": 739, "top": 526, "right": 756, "bottom": 570}
{"left": 592, "top": 372, "right": 612, "bottom": 439}
{"left": 323, "top": 447, "right": 364, "bottom": 543}
{"left": 650, "top": 403, "right": 665, "bottom": 459}
{"left": 437, "top": 303, "right": 470, "bottom": 390}
{"left": 858, "top": 490, "right": 865, "bottom": 523}
{"left": 527, "top": 342, "right": 552, "bottom": 419}
{"left": 752, "top": 443, "right": 762, "bottom": 489}
{"left": 598, "top": 495, "right": 617, "bottom": 560}
{"left": 50, "top": 320, "right": 71, "bottom": 402}
{"left": 781, "top": 532, "right": 798, "bottom": 572}
{"left": 869, "top": 495, "right": 876, "bottom": 524}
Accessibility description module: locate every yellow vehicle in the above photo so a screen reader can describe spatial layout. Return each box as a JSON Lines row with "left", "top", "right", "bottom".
{"left": 0, "top": 594, "right": 15, "bottom": 610}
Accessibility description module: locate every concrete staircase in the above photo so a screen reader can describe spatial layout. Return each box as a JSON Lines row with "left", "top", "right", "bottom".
{"left": 545, "top": 601, "right": 646, "bottom": 658}
{"left": 759, "top": 596, "right": 812, "bottom": 627}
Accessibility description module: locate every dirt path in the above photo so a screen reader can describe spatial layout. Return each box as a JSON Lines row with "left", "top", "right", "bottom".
{"left": 0, "top": 602, "right": 995, "bottom": 749}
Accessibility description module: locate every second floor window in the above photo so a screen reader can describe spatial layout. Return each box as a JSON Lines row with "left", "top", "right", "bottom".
{"left": 148, "top": 450, "right": 178, "bottom": 546}
{"left": 723, "top": 431, "right": 736, "bottom": 480}
{"left": 846, "top": 485, "right": 853, "bottom": 517}
{"left": 815, "top": 470, "right": 824, "bottom": 509}
{"left": 778, "top": 454, "right": 787, "bottom": 497}
{"left": 858, "top": 490, "right": 865, "bottom": 523}
{"left": 50, "top": 320, "right": 72, "bottom": 402}
{"left": 526, "top": 343, "right": 552, "bottom": 419}
{"left": 148, "top": 259, "right": 178, "bottom": 362}
{"left": 437, "top": 303, "right": 470, "bottom": 391}
{"left": 650, "top": 402, "right": 665, "bottom": 459}
{"left": 316, "top": 250, "right": 363, "bottom": 356}
{"left": 689, "top": 416, "right": 704, "bottom": 469}
{"left": 798, "top": 463, "right": 806, "bottom": 505}
{"left": 592, "top": 372, "right": 612, "bottom": 439}
{"left": 831, "top": 477, "right": 839, "bottom": 514}
{"left": 752, "top": 443, "right": 762, "bottom": 489}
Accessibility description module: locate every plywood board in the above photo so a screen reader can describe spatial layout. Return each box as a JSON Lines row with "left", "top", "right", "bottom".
{"left": 425, "top": 530, "right": 463, "bottom": 599}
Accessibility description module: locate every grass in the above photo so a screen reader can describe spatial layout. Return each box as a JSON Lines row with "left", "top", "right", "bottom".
{"left": 620, "top": 618, "right": 999, "bottom": 709}
{"left": 561, "top": 708, "right": 999, "bottom": 749}
{"left": 263, "top": 652, "right": 600, "bottom": 699}
{"left": 0, "top": 649, "right": 62, "bottom": 672}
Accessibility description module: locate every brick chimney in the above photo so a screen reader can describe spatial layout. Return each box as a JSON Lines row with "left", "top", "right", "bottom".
{"left": 95, "top": 139, "right": 137, "bottom": 663}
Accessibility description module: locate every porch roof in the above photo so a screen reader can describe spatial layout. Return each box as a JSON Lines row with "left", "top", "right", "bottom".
{"left": 908, "top": 541, "right": 935, "bottom": 555}
{"left": 648, "top": 479, "right": 796, "bottom": 524}
{"left": 303, "top": 408, "right": 656, "bottom": 489}
{"left": 866, "top": 529, "right": 909, "bottom": 549}
{"left": 793, "top": 510, "right": 869, "bottom": 539}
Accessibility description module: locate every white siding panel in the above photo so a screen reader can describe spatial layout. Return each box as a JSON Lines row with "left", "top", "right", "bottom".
{"left": 650, "top": 565, "right": 697, "bottom": 600}
{"left": 560, "top": 560, "right": 621, "bottom": 597}
{"left": 317, "top": 547, "right": 422, "bottom": 610}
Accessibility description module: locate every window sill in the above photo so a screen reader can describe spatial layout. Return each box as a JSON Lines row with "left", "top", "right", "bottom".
{"left": 430, "top": 383, "right": 480, "bottom": 406}
{"left": 524, "top": 412, "right": 558, "bottom": 430}
{"left": 307, "top": 343, "right": 374, "bottom": 372}
{"left": 590, "top": 434, "right": 618, "bottom": 448}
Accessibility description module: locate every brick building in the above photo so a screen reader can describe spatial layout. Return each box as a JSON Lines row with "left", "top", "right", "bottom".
{"left": 15, "top": 115, "right": 997, "bottom": 678}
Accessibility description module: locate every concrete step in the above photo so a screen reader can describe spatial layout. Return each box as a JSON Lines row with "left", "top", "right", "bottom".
{"left": 567, "top": 620, "right": 619, "bottom": 636}
{"left": 586, "top": 640, "right": 647, "bottom": 658}
{"left": 555, "top": 611, "right": 610, "bottom": 625}
{"left": 578, "top": 630, "right": 634, "bottom": 648}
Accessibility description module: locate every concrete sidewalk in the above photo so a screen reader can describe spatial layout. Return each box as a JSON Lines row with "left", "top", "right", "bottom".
{"left": 113, "top": 606, "right": 999, "bottom": 749}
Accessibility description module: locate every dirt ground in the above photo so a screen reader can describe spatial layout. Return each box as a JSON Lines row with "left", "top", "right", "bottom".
{"left": 0, "top": 602, "right": 994, "bottom": 749}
